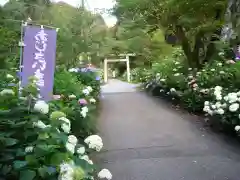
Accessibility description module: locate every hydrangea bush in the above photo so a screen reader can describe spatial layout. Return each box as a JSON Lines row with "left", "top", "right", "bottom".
{"left": 136, "top": 49, "right": 240, "bottom": 134}
{"left": 52, "top": 67, "right": 101, "bottom": 138}
{"left": 0, "top": 71, "right": 111, "bottom": 179}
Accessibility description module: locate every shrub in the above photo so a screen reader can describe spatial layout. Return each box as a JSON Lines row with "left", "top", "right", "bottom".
{"left": 141, "top": 48, "right": 240, "bottom": 134}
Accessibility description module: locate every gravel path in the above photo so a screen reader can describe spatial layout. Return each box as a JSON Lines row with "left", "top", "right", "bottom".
{"left": 95, "top": 79, "right": 240, "bottom": 180}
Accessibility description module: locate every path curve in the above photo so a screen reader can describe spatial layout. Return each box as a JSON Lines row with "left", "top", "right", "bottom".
{"left": 101, "top": 79, "right": 140, "bottom": 94}
{"left": 95, "top": 80, "right": 240, "bottom": 180}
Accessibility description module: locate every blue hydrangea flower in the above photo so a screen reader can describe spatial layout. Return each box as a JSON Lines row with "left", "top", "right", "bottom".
{"left": 95, "top": 76, "right": 101, "bottom": 81}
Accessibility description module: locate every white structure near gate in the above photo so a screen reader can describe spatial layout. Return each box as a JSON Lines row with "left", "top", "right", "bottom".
{"left": 104, "top": 53, "right": 135, "bottom": 83}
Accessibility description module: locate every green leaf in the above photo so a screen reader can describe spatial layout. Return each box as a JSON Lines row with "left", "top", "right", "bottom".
{"left": 20, "top": 170, "right": 36, "bottom": 180}
{"left": 13, "top": 161, "right": 27, "bottom": 169}
{"left": 25, "top": 155, "right": 38, "bottom": 165}
{"left": 5, "top": 138, "right": 18, "bottom": 146}
{"left": 1, "top": 165, "right": 12, "bottom": 175}
{"left": 38, "top": 166, "right": 47, "bottom": 178}
{"left": 50, "top": 153, "right": 68, "bottom": 165}
{"left": 0, "top": 154, "right": 15, "bottom": 161}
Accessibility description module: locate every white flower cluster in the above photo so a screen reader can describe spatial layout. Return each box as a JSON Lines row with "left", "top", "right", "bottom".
{"left": 6, "top": 74, "right": 14, "bottom": 79}
{"left": 80, "top": 155, "right": 93, "bottom": 165}
{"left": 34, "top": 100, "right": 49, "bottom": 114}
{"left": 0, "top": 89, "right": 15, "bottom": 96}
{"left": 68, "top": 68, "right": 78, "bottom": 72}
{"left": 235, "top": 125, "right": 240, "bottom": 132}
{"left": 25, "top": 146, "right": 34, "bottom": 153}
{"left": 33, "top": 120, "right": 50, "bottom": 129}
{"left": 89, "top": 98, "right": 96, "bottom": 103}
{"left": 82, "top": 86, "right": 93, "bottom": 96}
{"left": 170, "top": 88, "right": 176, "bottom": 93}
{"left": 65, "top": 135, "right": 78, "bottom": 154}
{"left": 60, "top": 117, "right": 71, "bottom": 134}
{"left": 98, "top": 169, "right": 112, "bottom": 180}
{"left": 84, "top": 135, "right": 103, "bottom": 152}
{"left": 81, "top": 106, "right": 88, "bottom": 118}
{"left": 59, "top": 162, "right": 74, "bottom": 180}
{"left": 203, "top": 86, "right": 240, "bottom": 117}
{"left": 69, "top": 94, "right": 76, "bottom": 99}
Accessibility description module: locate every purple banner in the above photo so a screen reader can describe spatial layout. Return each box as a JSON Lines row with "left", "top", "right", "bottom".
{"left": 21, "top": 25, "right": 57, "bottom": 101}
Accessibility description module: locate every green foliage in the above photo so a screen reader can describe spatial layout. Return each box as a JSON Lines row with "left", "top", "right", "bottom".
{"left": 139, "top": 47, "right": 240, "bottom": 133}
{"left": 114, "top": 0, "right": 228, "bottom": 68}
{"left": 0, "top": 69, "right": 102, "bottom": 180}
{"left": 52, "top": 67, "right": 101, "bottom": 138}
{"left": 54, "top": 69, "right": 83, "bottom": 96}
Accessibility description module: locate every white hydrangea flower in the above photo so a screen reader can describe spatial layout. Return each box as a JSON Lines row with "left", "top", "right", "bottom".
{"left": 218, "top": 52, "right": 224, "bottom": 56}
{"left": 0, "top": 89, "right": 15, "bottom": 96}
{"left": 188, "top": 75, "right": 193, "bottom": 79}
{"left": 214, "top": 86, "right": 222, "bottom": 92}
{"left": 69, "top": 94, "right": 76, "bottom": 99}
{"left": 80, "top": 155, "right": 93, "bottom": 164}
{"left": 219, "top": 71, "right": 225, "bottom": 74}
{"left": 59, "top": 162, "right": 74, "bottom": 180}
{"left": 82, "top": 106, "right": 88, "bottom": 112}
{"left": 175, "top": 62, "right": 180, "bottom": 65}
{"left": 68, "top": 68, "right": 78, "bottom": 72}
{"left": 25, "top": 146, "right": 34, "bottom": 153}
{"left": 160, "top": 79, "right": 166, "bottom": 82}
{"left": 84, "top": 135, "right": 103, "bottom": 152}
{"left": 65, "top": 142, "right": 75, "bottom": 154}
{"left": 216, "top": 94, "right": 222, "bottom": 100}
{"left": 221, "top": 103, "right": 227, "bottom": 108}
{"left": 81, "top": 106, "right": 89, "bottom": 118}
{"left": 203, "top": 105, "right": 210, "bottom": 112}
{"left": 211, "top": 105, "right": 216, "bottom": 109}
{"left": 229, "top": 103, "right": 239, "bottom": 112}
{"left": 68, "top": 135, "right": 78, "bottom": 145}
{"left": 87, "top": 86, "right": 93, "bottom": 92}
{"left": 216, "top": 108, "right": 224, "bottom": 115}
{"left": 235, "top": 125, "right": 240, "bottom": 132}
{"left": 90, "top": 98, "right": 96, "bottom": 103}
{"left": 188, "top": 68, "right": 192, "bottom": 71}
{"left": 34, "top": 100, "right": 49, "bottom": 114}
{"left": 204, "top": 101, "right": 210, "bottom": 106}
{"left": 81, "top": 110, "right": 87, "bottom": 118}
{"left": 170, "top": 88, "right": 176, "bottom": 92}
{"left": 33, "top": 120, "right": 47, "bottom": 129}
{"left": 82, "top": 89, "right": 90, "bottom": 95}
{"left": 217, "top": 63, "right": 222, "bottom": 66}
{"left": 6, "top": 74, "right": 14, "bottom": 79}
{"left": 227, "top": 93, "right": 238, "bottom": 103}
{"left": 224, "top": 96, "right": 228, "bottom": 101}
{"left": 215, "top": 102, "right": 222, "bottom": 109}
{"left": 211, "top": 69, "right": 215, "bottom": 71}
{"left": 77, "top": 147, "right": 85, "bottom": 155}
{"left": 61, "top": 123, "right": 70, "bottom": 134}
{"left": 174, "top": 73, "right": 180, "bottom": 77}
{"left": 59, "top": 117, "right": 70, "bottom": 124}
{"left": 173, "top": 68, "right": 177, "bottom": 71}
{"left": 98, "top": 169, "right": 112, "bottom": 180}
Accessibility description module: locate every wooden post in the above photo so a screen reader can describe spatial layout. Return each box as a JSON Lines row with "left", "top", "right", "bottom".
{"left": 126, "top": 55, "right": 130, "bottom": 82}
{"left": 104, "top": 59, "right": 108, "bottom": 83}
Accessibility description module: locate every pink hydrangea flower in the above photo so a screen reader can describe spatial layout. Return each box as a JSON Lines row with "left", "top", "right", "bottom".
{"left": 78, "top": 98, "right": 88, "bottom": 105}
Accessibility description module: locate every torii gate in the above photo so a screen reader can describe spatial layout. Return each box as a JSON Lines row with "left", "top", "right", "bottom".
{"left": 103, "top": 53, "right": 135, "bottom": 83}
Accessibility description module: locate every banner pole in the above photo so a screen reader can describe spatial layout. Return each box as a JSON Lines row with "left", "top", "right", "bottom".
{"left": 18, "top": 20, "right": 25, "bottom": 96}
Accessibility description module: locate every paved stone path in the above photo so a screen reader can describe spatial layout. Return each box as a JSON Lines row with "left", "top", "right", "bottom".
{"left": 95, "top": 79, "right": 240, "bottom": 180}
